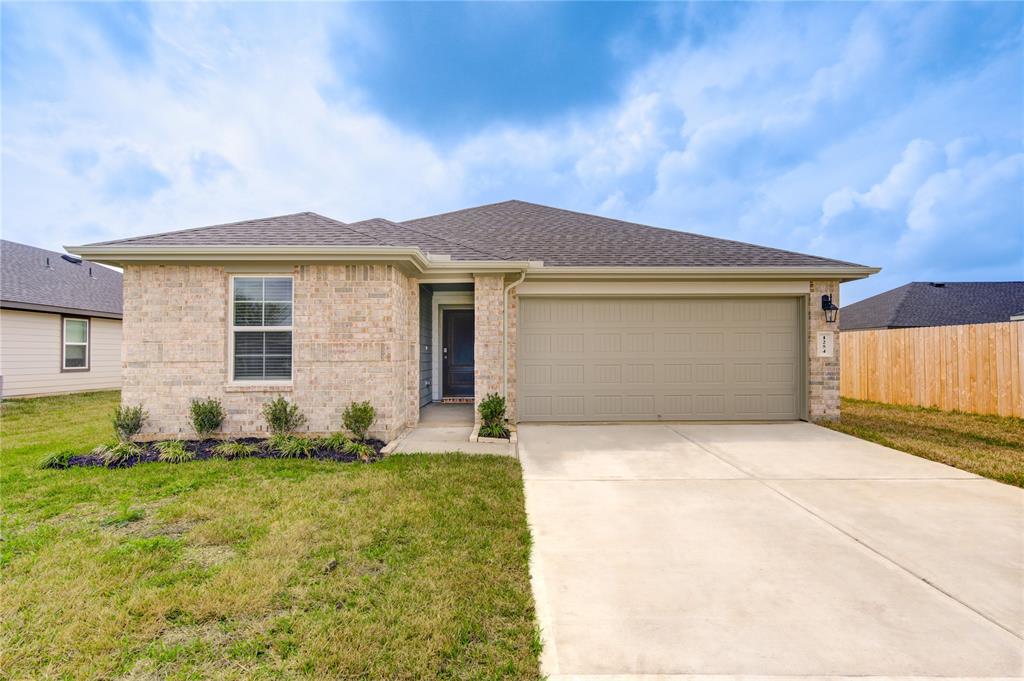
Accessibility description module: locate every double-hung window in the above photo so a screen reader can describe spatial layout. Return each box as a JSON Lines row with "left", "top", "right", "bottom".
{"left": 231, "top": 276, "right": 293, "bottom": 381}
{"left": 62, "top": 318, "right": 89, "bottom": 370}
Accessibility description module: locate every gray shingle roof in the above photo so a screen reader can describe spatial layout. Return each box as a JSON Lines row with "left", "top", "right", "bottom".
{"left": 80, "top": 200, "right": 866, "bottom": 269}
{"left": 1, "top": 240, "right": 122, "bottom": 317}
{"left": 840, "top": 281, "right": 1024, "bottom": 330}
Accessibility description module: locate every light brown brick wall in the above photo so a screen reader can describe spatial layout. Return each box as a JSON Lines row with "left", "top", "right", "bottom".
{"left": 122, "top": 264, "right": 419, "bottom": 441}
{"left": 473, "top": 274, "right": 505, "bottom": 422}
{"left": 808, "top": 280, "right": 841, "bottom": 421}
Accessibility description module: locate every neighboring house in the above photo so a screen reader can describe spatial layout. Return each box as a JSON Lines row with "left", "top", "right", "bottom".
{"left": 1, "top": 240, "right": 123, "bottom": 397}
{"left": 840, "top": 281, "right": 1024, "bottom": 331}
{"left": 69, "top": 200, "right": 878, "bottom": 440}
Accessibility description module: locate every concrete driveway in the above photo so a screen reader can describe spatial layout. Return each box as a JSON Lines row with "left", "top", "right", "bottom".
{"left": 519, "top": 422, "right": 1024, "bottom": 679}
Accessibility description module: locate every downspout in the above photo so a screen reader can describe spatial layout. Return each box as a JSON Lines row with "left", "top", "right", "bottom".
{"left": 503, "top": 269, "right": 528, "bottom": 399}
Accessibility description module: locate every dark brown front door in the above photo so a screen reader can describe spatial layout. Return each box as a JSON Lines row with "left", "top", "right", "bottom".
{"left": 443, "top": 309, "right": 474, "bottom": 397}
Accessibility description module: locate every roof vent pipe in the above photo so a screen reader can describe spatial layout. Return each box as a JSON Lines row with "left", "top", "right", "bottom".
{"left": 45, "top": 257, "right": 53, "bottom": 270}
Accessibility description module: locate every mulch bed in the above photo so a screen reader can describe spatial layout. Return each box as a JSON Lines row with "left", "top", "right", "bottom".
{"left": 65, "top": 437, "right": 387, "bottom": 469}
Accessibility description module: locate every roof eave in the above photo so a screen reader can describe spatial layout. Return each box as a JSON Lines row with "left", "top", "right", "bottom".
{"left": 526, "top": 265, "right": 880, "bottom": 282}
{"left": 65, "top": 244, "right": 879, "bottom": 281}
{"left": 64, "top": 244, "right": 535, "bottom": 276}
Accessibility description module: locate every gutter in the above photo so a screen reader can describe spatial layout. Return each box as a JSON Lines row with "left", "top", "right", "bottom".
{"left": 502, "top": 269, "right": 528, "bottom": 400}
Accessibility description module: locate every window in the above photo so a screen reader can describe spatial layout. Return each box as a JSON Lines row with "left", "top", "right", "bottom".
{"left": 63, "top": 318, "right": 89, "bottom": 370}
{"left": 231, "top": 276, "right": 293, "bottom": 381}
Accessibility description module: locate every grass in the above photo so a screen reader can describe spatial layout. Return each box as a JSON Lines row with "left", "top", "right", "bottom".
{"left": 1, "top": 391, "right": 540, "bottom": 679}
{"left": 823, "top": 397, "right": 1024, "bottom": 487}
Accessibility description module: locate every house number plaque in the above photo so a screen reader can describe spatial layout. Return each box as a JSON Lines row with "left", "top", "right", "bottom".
{"left": 816, "top": 331, "right": 835, "bottom": 358}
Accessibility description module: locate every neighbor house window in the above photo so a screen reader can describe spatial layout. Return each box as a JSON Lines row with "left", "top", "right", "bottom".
{"left": 63, "top": 318, "right": 89, "bottom": 370}
{"left": 231, "top": 276, "right": 293, "bottom": 381}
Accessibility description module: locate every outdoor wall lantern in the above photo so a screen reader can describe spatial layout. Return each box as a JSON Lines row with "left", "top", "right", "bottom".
{"left": 821, "top": 294, "right": 839, "bottom": 323}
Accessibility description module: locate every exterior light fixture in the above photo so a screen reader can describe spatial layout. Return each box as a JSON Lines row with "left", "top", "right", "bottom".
{"left": 821, "top": 294, "right": 839, "bottom": 323}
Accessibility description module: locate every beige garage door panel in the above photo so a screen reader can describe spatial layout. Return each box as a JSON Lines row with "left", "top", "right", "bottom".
{"left": 518, "top": 297, "right": 802, "bottom": 421}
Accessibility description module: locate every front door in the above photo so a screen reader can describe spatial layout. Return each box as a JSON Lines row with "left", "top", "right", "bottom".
{"left": 442, "top": 309, "right": 474, "bottom": 397}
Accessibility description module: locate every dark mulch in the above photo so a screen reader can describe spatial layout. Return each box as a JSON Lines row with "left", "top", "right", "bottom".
{"left": 65, "top": 437, "right": 387, "bottom": 469}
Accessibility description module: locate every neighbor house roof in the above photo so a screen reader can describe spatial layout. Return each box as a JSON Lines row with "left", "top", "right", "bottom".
{"left": 840, "top": 281, "right": 1024, "bottom": 331}
{"left": 75, "top": 200, "right": 866, "bottom": 270}
{"left": 1, "top": 240, "right": 122, "bottom": 318}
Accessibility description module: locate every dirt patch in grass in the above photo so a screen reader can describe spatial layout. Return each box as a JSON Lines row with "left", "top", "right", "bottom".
{"left": 824, "top": 398, "right": 1024, "bottom": 487}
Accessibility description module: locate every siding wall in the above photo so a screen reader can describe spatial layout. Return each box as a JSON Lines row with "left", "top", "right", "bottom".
{"left": 419, "top": 285, "right": 433, "bottom": 406}
{"left": 0, "top": 309, "right": 122, "bottom": 397}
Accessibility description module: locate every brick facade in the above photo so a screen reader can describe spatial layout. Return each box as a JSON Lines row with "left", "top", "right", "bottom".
{"left": 122, "top": 264, "right": 839, "bottom": 434}
{"left": 808, "top": 279, "right": 841, "bottom": 421}
{"left": 472, "top": 274, "right": 505, "bottom": 422}
{"left": 122, "top": 263, "right": 419, "bottom": 441}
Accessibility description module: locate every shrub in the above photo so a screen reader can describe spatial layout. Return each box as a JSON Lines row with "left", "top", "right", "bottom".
{"left": 477, "top": 393, "right": 509, "bottom": 439}
{"left": 262, "top": 396, "right": 306, "bottom": 435}
{"left": 269, "top": 434, "right": 317, "bottom": 458}
{"left": 343, "top": 440, "right": 375, "bottom": 462}
{"left": 342, "top": 401, "right": 376, "bottom": 441}
{"left": 189, "top": 398, "right": 225, "bottom": 438}
{"left": 212, "top": 440, "right": 259, "bottom": 459}
{"left": 319, "top": 432, "right": 351, "bottom": 452}
{"left": 39, "top": 448, "right": 75, "bottom": 469}
{"left": 155, "top": 440, "right": 194, "bottom": 463}
{"left": 94, "top": 441, "right": 143, "bottom": 467}
{"left": 478, "top": 423, "right": 510, "bottom": 439}
{"left": 113, "top": 405, "right": 147, "bottom": 442}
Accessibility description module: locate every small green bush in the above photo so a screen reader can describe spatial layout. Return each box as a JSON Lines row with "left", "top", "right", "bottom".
{"left": 212, "top": 440, "right": 259, "bottom": 459}
{"left": 189, "top": 398, "right": 225, "bottom": 438}
{"left": 39, "top": 448, "right": 75, "bottom": 469}
{"left": 113, "top": 404, "right": 147, "bottom": 442}
{"left": 269, "top": 434, "right": 317, "bottom": 458}
{"left": 477, "top": 393, "right": 509, "bottom": 439}
{"left": 342, "top": 401, "right": 376, "bottom": 441}
{"left": 94, "top": 441, "right": 143, "bottom": 467}
{"left": 319, "top": 432, "right": 351, "bottom": 451}
{"left": 155, "top": 440, "right": 194, "bottom": 463}
{"left": 478, "top": 423, "right": 510, "bottom": 439}
{"left": 262, "top": 396, "right": 306, "bottom": 435}
{"left": 343, "top": 440, "right": 375, "bottom": 462}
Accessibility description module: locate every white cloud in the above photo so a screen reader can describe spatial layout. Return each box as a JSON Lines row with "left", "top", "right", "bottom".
{"left": 1, "top": 2, "right": 1020, "bottom": 304}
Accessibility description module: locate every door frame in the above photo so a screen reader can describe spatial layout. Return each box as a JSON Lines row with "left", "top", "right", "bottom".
{"left": 431, "top": 292, "right": 474, "bottom": 401}
{"left": 441, "top": 308, "right": 475, "bottom": 398}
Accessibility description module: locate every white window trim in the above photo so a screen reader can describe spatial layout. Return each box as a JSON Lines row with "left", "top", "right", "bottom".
{"left": 62, "top": 317, "right": 90, "bottom": 371}
{"left": 228, "top": 274, "right": 294, "bottom": 384}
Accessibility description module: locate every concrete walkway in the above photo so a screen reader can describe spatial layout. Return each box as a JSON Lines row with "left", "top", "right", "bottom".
{"left": 391, "top": 402, "right": 514, "bottom": 456}
{"left": 519, "top": 422, "right": 1024, "bottom": 679}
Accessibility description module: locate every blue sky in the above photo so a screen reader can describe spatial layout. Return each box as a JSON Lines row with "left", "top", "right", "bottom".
{"left": 2, "top": 2, "right": 1021, "bottom": 302}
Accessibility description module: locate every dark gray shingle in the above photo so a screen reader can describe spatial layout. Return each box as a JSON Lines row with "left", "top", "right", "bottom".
{"left": 80, "top": 200, "right": 867, "bottom": 269}
{"left": 840, "top": 282, "right": 1024, "bottom": 330}
{"left": 1, "top": 240, "right": 122, "bottom": 316}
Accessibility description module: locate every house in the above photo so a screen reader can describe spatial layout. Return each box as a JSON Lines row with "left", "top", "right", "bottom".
{"left": 68, "top": 200, "right": 878, "bottom": 440}
{"left": 840, "top": 281, "right": 1024, "bottom": 331}
{"left": 1, "top": 240, "right": 123, "bottom": 397}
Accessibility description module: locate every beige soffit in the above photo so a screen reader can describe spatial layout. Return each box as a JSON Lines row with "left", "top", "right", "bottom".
{"left": 65, "top": 244, "right": 879, "bottom": 282}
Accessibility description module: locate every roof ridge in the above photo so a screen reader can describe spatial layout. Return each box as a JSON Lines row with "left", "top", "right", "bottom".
{"left": 380, "top": 217, "right": 509, "bottom": 261}
{"left": 884, "top": 283, "right": 918, "bottom": 328}
{"left": 82, "top": 211, "right": 335, "bottom": 247}
{"left": 399, "top": 199, "right": 523, "bottom": 225}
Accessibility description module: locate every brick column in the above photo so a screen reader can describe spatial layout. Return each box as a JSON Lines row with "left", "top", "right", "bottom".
{"left": 808, "top": 280, "right": 841, "bottom": 421}
{"left": 473, "top": 274, "right": 505, "bottom": 423}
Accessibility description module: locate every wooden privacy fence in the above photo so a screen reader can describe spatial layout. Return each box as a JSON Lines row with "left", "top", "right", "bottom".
{"left": 840, "top": 322, "right": 1024, "bottom": 418}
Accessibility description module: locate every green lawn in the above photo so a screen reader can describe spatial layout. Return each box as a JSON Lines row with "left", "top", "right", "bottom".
{"left": 1, "top": 391, "right": 540, "bottom": 679}
{"left": 824, "top": 397, "right": 1024, "bottom": 488}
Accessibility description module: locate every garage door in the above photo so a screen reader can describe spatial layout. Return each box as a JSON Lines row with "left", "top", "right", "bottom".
{"left": 517, "top": 297, "right": 803, "bottom": 421}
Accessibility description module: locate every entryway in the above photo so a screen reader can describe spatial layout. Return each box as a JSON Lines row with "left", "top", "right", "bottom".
{"left": 442, "top": 308, "right": 474, "bottom": 399}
